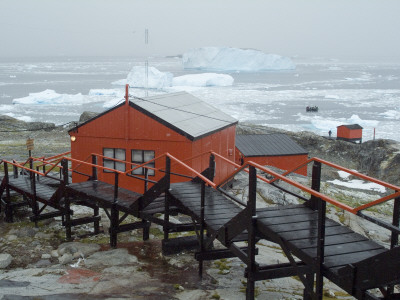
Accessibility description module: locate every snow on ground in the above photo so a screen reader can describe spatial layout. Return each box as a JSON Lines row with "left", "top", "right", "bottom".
{"left": 182, "top": 47, "right": 296, "bottom": 71}
{"left": 328, "top": 178, "right": 386, "bottom": 193}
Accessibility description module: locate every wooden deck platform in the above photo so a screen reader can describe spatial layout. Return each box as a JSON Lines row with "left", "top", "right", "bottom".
{"left": 65, "top": 180, "right": 142, "bottom": 214}
{"left": 255, "top": 204, "right": 388, "bottom": 294}
{"left": 2, "top": 155, "right": 400, "bottom": 300}
{"left": 169, "top": 181, "right": 243, "bottom": 237}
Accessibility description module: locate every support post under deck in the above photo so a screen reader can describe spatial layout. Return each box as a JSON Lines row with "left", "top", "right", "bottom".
{"left": 199, "top": 181, "right": 206, "bottom": 277}
{"left": 110, "top": 172, "right": 119, "bottom": 248}
{"left": 62, "top": 159, "right": 72, "bottom": 240}
{"left": 3, "top": 162, "right": 13, "bottom": 223}
{"left": 246, "top": 165, "right": 257, "bottom": 300}
{"left": 163, "top": 157, "right": 171, "bottom": 242}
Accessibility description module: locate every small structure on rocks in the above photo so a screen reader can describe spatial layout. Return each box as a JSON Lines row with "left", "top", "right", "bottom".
{"left": 337, "top": 124, "right": 363, "bottom": 143}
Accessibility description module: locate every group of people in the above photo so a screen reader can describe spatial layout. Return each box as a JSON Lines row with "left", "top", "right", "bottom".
{"left": 306, "top": 106, "right": 319, "bottom": 112}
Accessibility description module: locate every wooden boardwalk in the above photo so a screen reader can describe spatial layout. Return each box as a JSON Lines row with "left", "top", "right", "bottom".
{"left": 2, "top": 155, "right": 400, "bottom": 300}
{"left": 167, "top": 178, "right": 400, "bottom": 300}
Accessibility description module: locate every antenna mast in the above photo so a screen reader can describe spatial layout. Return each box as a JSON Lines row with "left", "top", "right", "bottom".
{"left": 145, "top": 28, "right": 149, "bottom": 97}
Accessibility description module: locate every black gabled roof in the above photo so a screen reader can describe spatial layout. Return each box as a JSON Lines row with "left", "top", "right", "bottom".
{"left": 337, "top": 124, "right": 363, "bottom": 130}
{"left": 236, "top": 134, "right": 308, "bottom": 157}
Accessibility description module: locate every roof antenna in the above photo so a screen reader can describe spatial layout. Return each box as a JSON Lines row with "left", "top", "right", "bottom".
{"left": 125, "top": 84, "right": 129, "bottom": 106}
{"left": 145, "top": 28, "right": 149, "bottom": 97}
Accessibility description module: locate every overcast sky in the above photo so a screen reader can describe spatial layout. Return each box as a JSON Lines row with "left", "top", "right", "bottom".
{"left": 1, "top": 0, "right": 400, "bottom": 60}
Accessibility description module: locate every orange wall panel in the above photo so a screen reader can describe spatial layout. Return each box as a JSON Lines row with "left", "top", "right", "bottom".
{"left": 235, "top": 148, "right": 308, "bottom": 176}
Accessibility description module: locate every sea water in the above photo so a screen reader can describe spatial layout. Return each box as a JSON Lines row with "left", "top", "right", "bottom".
{"left": 0, "top": 56, "right": 399, "bottom": 142}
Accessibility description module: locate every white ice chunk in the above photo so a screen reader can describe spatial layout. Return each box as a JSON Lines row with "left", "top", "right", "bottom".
{"left": 380, "top": 110, "right": 400, "bottom": 120}
{"left": 112, "top": 66, "right": 173, "bottom": 89}
{"left": 172, "top": 73, "right": 234, "bottom": 87}
{"left": 88, "top": 89, "right": 124, "bottom": 97}
{"left": 12, "top": 89, "right": 84, "bottom": 105}
{"left": 182, "top": 47, "right": 295, "bottom": 71}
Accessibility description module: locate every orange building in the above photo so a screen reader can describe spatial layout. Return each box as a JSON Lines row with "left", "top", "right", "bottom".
{"left": 68, "top": 91, "right": 237, "bottom": 193}
{"left": 235, "top": 134, "right": 308, "bottom": 176}
{"left": 337, "top": 124, "right": 363, "bottom": 143}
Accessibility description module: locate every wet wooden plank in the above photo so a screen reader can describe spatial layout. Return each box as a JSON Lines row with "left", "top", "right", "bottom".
{"left": 289, "top": 232, "right": 368, "bottom": 249}
{"left": 302, "top": 240, "right": 385, "bottom": 258}
{"left": 323, "top": 249, "right": 387, "bottom": 269}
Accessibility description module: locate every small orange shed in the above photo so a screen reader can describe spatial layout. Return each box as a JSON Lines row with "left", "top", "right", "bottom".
{"left": 337, "top": 124, "right": 363, "bottom": 143}
{"left": 235, "top": 134, "right": 308, "bottom": 176}
{"left": 68, "top": 91, "right": 237, "bottom": 193}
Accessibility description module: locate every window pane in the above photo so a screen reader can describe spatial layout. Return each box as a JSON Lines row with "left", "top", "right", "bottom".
{"left": 115, "top": 162, "right": 126, "bottom": 172}
{"left": 132, "top": 167, "right": 143, "bottom": 175}
{"left": 115, "top": 149, "right": 126, "bottom": 161}
{"left": 104, "top": 159, "right": 114, "bottom": 172}
{"left": 103, "top": 148, "right": 114, "bottom": 158}
{"left": 143, "top": 150, "right": 154, "bottom": 162}
{"left": 147, "top": 167, "right": 155, "bottom": 176}
{"left": 132, "top": 150, "right": 142, "bottom": 162}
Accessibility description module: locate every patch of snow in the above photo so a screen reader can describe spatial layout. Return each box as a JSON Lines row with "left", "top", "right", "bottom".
{"left": 172, "top": 73, "right": 234, "bottom": 87}
{"left": 328, "top": 179, "right": 386, "bottom": 193}
{"left": 182, "top": 47, "right": 295, "bottom": 71}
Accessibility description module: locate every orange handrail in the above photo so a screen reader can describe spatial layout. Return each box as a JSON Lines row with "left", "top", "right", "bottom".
{"left": 210, "top": 151, "right": 400, "bottom": 214}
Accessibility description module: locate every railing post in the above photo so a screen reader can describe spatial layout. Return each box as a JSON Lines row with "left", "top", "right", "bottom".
{"left": 13, "top": 164, "right": 18, "bottom": 179}
{"left": 62, "top": 159, "right": 72, "bottom": 240}
{"left": 208, "top": 154, "right": 215, "bottom": 181}
{"left": 144, "top": 168, "right": 149, "bottom": 192}
{"left": 308, "top": 161, "right": 322, "bottom": 210}
{"left": 163, "top": 156, "right": 171, "bottom": 242}
{"left": 391, "top": 196, "right": 400, "bottom": 248}
{"left": 91, "top": 155, "right": 98, "bottom": 180}
{"left": 199, "top": 180, "right": 206, "bottom": 277}
{"left": 30, "top": 165, "right": 39, "bottom": 227}
{"left": 89, "top": 156, "right": 100, "bottom": 234}
{"left": 4, "top": 162, "right": 13, "bottom": 223}
{"left": 110, "top": 172, "right": 119, "bottom": 248}
{"left": 315, "top": 195, "right": 326, "bottom": 300}
{"left": 246, "top": 165, "right": 257, "bottom": 300}
{"left": 387, "top": 195, "right": 400, "bottom": 296}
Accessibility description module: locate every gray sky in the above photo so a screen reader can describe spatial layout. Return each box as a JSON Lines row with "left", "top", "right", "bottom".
{"left": 1, "top": 0, "right": 400, "bottom": 60}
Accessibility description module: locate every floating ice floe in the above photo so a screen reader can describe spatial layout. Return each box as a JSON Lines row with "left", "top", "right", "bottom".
{"left": 182, "top": 47, "right": 295, "bottom": 71}
{"left": 379, "top": 110, "right": 400, "bottom": 120}
{"left": 12, "top": 89, "right": 85, "bottom": 105}
{"left": 172, "top": 73, "right": 234, "bottom": 87}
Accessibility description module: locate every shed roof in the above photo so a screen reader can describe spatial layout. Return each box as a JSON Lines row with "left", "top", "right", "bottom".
{"left": 337, "top": 124, "right": 363, "bottom": 130}
{"left": 236, "top": 134, "right": 308, "bottom": 157}
{"left": 70, "top": 91, "right": 237, "bottom": 141}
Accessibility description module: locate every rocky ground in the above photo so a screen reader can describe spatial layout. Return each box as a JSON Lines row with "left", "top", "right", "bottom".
{"left": 0, "top": 115, "right": 399, "bottom": 299}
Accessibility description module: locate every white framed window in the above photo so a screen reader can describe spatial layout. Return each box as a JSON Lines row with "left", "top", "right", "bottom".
{"left": 131, "top": 149, "right": 155, "bottom": 176}
{"left": 103, "top": 148, "right": 126, "bottom": 172}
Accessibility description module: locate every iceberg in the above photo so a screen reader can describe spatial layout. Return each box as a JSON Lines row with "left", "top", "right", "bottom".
{"left": 112, "top": 66, "right": 173, "bottom": 89}
{"left": 172, "top": 73, "right": 234, "bottom": 87}
{"left": 182, "top": 47, "right": 295, "bottom": 71}
{"left": 12, "top": 89, "right": 84, "bottom": 105}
